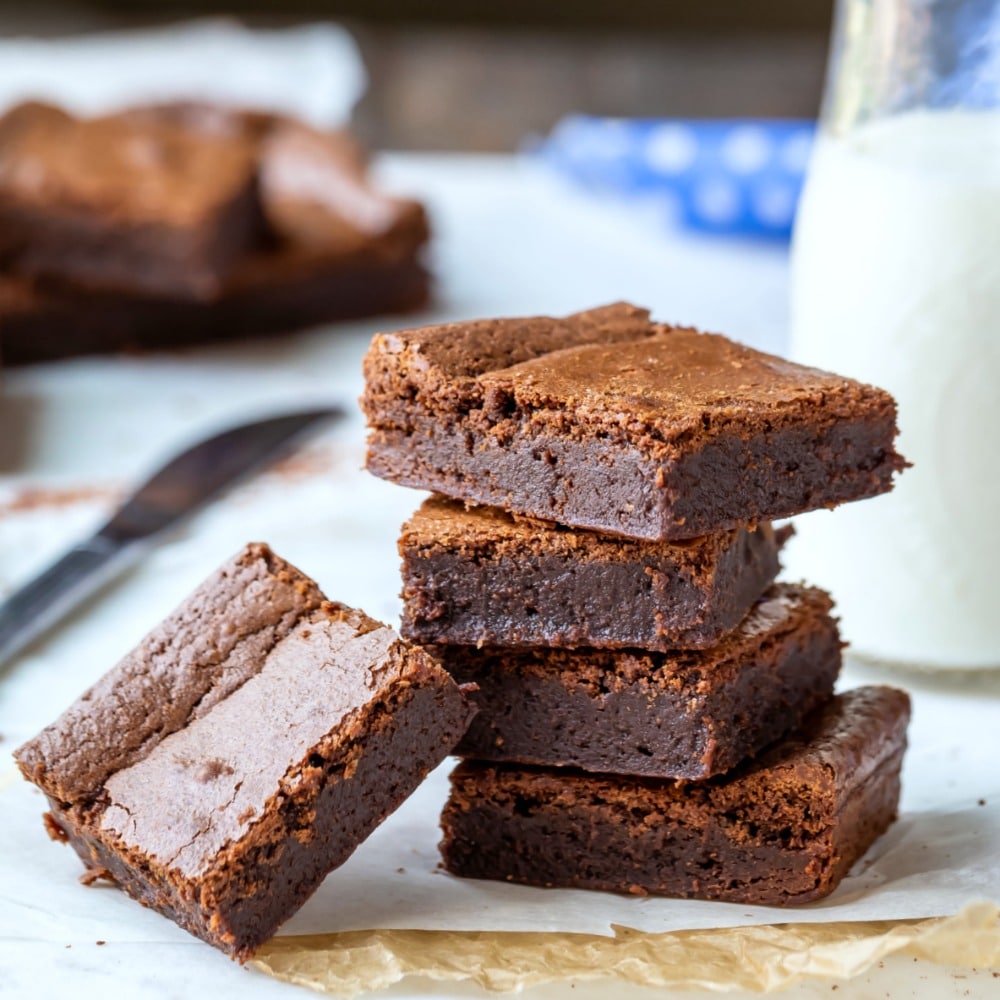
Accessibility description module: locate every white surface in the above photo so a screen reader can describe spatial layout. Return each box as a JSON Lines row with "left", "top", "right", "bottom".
{"left": 1, "top": 156, "right": 997, "bottom": 998}
{"left": 0, "top": 20, "right": 365, "bottom": 125}
{"left": 787, "top": 111, "right": 1000, "bottom": 669}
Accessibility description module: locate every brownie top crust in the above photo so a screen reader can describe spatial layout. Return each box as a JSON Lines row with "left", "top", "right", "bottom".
{"left": 15, "top": 543, "right": 324, "bottom": 805}
{"left": 117, "top": 102, "right": 428, "bottom": 254}
{"left": 402, "top": 494, "right": 776, "bottom": 576}
{"left": 363, "top": 302, "right": 905, "bottom": 461}
{"left": 438, "top": 583, "right": 836, "bottom": 696}
{"left": 710, "top": 685, "right": 911, "bottom": 817}
{"left": 757, "top": 685, "right": 910, "bottom": 804}
{"left": 259, "top": 120, "right": 424, "bottom": 249}
{"left": 98, "top": 603, "right": 433, "bottom": 877}
{"left": 0, "top": 102, "right": 257, "bottom": 226}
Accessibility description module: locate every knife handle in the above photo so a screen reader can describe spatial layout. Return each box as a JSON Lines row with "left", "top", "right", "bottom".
{"left": 0, "top": 534, "right": 135, "bottom": 667}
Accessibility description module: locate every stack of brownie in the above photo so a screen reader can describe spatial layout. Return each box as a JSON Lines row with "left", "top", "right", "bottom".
{"left": 0, "top": 100, "right": 429, "bottom": 364}
{"left": 363, "top": 301, "right": 912, "bottom": 906}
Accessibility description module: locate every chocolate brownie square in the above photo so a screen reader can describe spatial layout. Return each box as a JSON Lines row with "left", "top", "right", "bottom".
{"left": 0, "top": 104, "right": 431, "bottom": 364}
{"left": 439, "top": 583, "right": 841, "bottom": 779}
{"left": 363, "top": 302, "right": 905, "bottom": 541}
{"left": 0, "top": 102, "right": 261, "bottom": 298}
{"left": 440, "top": 686, "right": 909, "bottom": 906}
{"left": 400, "top": 495, "right": 784, "bottom": 650}
{"left": 14, "top": 543, "right": 473, "bottom": 959}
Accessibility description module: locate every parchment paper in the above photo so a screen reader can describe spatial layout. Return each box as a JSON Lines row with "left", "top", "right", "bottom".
{"left": 252, "top": 904, "right": 1000, "bottom": 997}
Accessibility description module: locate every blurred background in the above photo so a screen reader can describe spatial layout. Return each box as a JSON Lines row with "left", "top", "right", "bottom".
{"left": 0, "top": 1, "right": 833, "bottom": 150}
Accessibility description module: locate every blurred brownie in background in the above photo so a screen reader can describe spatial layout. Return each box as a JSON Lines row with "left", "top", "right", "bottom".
{"left": 0, "top": 101, "right": 262, "bottom": 298}
{"left": 0, "top": 101, "right": 430, "bottom": 364}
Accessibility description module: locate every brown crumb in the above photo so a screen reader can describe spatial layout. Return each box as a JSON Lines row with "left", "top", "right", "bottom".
{"left": 978, "top": 799, "right": 986, "bottom": 806}
{"left": 396, "top": 867, "right": 406, "bottom": 874}
{"left": 0, "top": 484, "right": 118, "bottom": 517}
{"left": 42, "top": 813, "right": 69, "bottom": 843}
{"left": 195, "top": 758, "right": 235, "bottom": 783}
{"left": 96, "top": 941, "right": 106, "bottom": 946}
{"left": 268, "top": 446, "right": 338, "bottom": 484}
{"left": 79, "top": 867, "right": 114, "bottom": 887}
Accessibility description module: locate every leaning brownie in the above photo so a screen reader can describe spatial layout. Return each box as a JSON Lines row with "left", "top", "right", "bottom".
{"left": 363, "top": 302, "right": 905, "bottom": 541}
{"left": 14, "top": 543, "right": 473, "bottom": 960}
{"left": 400, "top": 495, "right": 784, "bottom": 650}
{"left": 0, "top": 102, "right": 261, "bottom": 298}
{"left": 441, "top": 686, "right": 909, "bottom": 906}
{"left": 439, "top": 583, "right": 841, "bottom": 780}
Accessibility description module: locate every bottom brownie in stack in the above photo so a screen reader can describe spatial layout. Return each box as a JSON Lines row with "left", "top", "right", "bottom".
{"left": 440, "top": 687, "right": 910, "bottom": 905}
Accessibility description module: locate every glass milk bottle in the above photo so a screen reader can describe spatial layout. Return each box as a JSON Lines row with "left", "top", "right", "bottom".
{"left": 785, "top": 0, "right": 1000, "bottom": 669}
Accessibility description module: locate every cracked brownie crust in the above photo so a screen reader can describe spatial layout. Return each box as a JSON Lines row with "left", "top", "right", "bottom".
{"left": 400, "top": 495, "right": 784, "bottom": 650}
{"left": 438, "top": 583, "right": 842, "bottom": 779}
{"left": 440, "top": 686, "right": 910, "bottom": 906}
{"left": 15, "top": 544, "right": 474, "bottom": 959}
{"left": 363, "top": 302, "right": 906, "bottom": 541}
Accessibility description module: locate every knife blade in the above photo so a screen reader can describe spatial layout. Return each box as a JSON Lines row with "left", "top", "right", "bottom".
{"left": 0, "top": 406, "right": 342, "bottom": 668}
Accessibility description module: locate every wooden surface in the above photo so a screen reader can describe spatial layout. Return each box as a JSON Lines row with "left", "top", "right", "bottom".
{"left": 353, "top": 26, "right": 826, "bottom": 150}
{"left": 0, "top": 6, "right": 829, "bottom": 150}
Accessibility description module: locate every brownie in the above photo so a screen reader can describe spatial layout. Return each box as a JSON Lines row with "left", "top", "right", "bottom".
{"left": 120, "top": 103, "right": 429, "bottom": 256}
{"left": 0, "top": 103, "right": 431, "bottom": 364}
{"left": 440, "top": 686, "right": 909, "bottom": 906}
{"left": 0, "top": 102, "right": 261, "bottom": 298}
{"left": 363, "top": 302, "right": 906, "bottom": 541}
{"left": 400, "top": 495, "right": 785, "bottom": 650}
{"left": 258, "top": 118, "right": 425, "bottom": 252}
{"left": 14, "top": 543, "right": 473, "bottom": 960}
{"left": 438, "top": 583, "right": 841, "bottom": 779}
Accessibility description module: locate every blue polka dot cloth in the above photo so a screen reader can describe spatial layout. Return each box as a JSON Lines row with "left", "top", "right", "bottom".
{"left": 535, "top": 116, "right": 816, "bottom": 239}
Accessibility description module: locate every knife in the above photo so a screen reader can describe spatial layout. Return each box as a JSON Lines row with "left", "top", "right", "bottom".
{"left": 0, "top": 407, "right": 342, "bottom": 667}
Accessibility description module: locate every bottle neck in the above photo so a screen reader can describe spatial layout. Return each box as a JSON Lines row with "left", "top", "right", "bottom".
{"left": 820, "top": 0, "right": 999, "bottom": 136}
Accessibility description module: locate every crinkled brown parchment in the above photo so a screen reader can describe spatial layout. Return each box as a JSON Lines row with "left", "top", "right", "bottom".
{"left": 252, "top": 901, "right": 999, "bottom": 997}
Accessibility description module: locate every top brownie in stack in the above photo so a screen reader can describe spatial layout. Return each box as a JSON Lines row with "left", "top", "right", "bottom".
{"left": 363, "top": 302, "right": 905, "bottom": 541}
